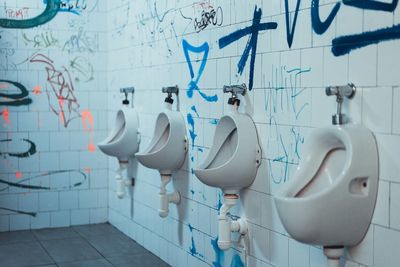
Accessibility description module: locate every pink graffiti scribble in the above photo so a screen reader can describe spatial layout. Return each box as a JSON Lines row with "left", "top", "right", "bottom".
{"left": 15, "top": 171, "right": 23, "bottom": 179}
{"left": 32, "top": 85, "right": 42, "bottom": 95}
{"left": 1, "top": 108, "right": 9, "bottom": 124}
{"left": 29, "top": 54, "right": 80, "bottom": 128}
{"left": 81, "top": 109, "right": 96, "bottom": 152}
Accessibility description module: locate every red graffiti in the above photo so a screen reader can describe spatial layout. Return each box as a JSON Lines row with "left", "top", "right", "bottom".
{"left": 15, "top": 171, "right": 23, "bottom": 179}
{"left": 5, "top": 7, "right": 29, "bottom": 19}
{"left": 29, "top": 54, "right": 80, "bottom": 128}
{"left": 1, "top": 108, "right": 9, "bottom": 124}
{"left": 81, "top": 109, "right": 93, "bottom": 132}
{"left": 81, "top": 109, "right": 96, "bottom": 152}
{"left": 32, "top": 85, "right": 42, "bottom": 95}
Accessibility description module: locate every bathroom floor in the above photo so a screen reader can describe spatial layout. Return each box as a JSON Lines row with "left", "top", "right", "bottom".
{"left": 0, "top": 223, "right": 170, "bottom": 267}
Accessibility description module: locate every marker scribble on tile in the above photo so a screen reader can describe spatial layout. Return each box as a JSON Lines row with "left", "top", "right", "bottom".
{"left": 183, "top": 39, "right": 218, "bottom": 102}
{"left": 219, "top": 6, "right": 277, "bottom": 90}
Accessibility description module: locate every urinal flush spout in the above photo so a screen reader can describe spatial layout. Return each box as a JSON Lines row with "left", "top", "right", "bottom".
{"left": 223, "top": 84, "right": 247, "bottom": 106}
{"left": 120, "top": 87, "right": 135, "bottom": 106}
{"left": 325, "top": 83, "right": 356, "bottom": 125}
{"left": 162, "top": 85, "right": 179, "bottom": 104}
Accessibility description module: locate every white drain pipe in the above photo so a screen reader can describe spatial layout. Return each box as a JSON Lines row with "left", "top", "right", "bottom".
{"left": 218, "top": 194, "right": 248, "bottom": 250}
{"left": 159, "top": 174, "right": 181, "bottom": 218}
{"left": 115, "top": 161, "right": 132, "bottom": 198}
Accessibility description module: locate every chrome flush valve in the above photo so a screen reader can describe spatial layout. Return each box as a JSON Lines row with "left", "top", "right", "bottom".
{"left": 325, "top": 83, "right": 356, "bottom": 125}
{"left": 162, "top": 85, "right": 179, "bottom": 104}
{"left": 120, "top": 87, "right": 135, "bottom": 105}
{"left": 223, "top": 84, "right": 247, "bottom": 106}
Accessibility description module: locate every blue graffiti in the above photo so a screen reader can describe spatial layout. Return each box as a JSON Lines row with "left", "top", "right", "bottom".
{"left": 219, "top": 6, "right": 277, "bottom": 90}
{"left": 209, "top": 119, "right": 219, "bottom": 125}
{"left": 211, "top": 237, "right": 224, "bottom": 267}
{"left": 191, "top": 105, "right": 200, "bottom": 117}
{"left": 332, "top": 24, "right": 400, "bottom": 56}
{"left": 216, "top": 192, "right": 223, "bottom": 211}
{"left": 311, "top": 0, "right": 341, "bottom": 35}
{"left": 284, "top": 0, "right": 301, "bottom": 48}
{"left": 343, "top": 0, "right": 398, "bottom": 11}
{"left": 187, "top": 113, "right": 197, "bottom": 149}
{"left": 0, "top": 0, "right": 60, "bottom": 28}
{"left": 188, "top": 224, "right": 204, "bottom": 259}
{"left": 182, "top": 40, "right": 218, "bottom": 102}
{"left": 198, "top": 148, "right": 203, "bottom": 153}
{"left": 44, "top": 0, "right": 87, "bottom": 15}
{"left": 230, "top": 254, "right": 244, "bottom": 267}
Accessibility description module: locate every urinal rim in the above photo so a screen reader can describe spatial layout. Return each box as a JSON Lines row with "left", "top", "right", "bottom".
{"left": 196, "top": 113, "right": 260, "bottom": 173}
{"left": 137, "top": 110, "right": 185, "bottom": 156}
{"left": 275, "top": 125, "right": 365, "bottom": 202}
{"left": 98, "top": 108, "right": 139, "bottom": 147}
{"left": 274, "top": 124, "right": 379, "bottom": 202}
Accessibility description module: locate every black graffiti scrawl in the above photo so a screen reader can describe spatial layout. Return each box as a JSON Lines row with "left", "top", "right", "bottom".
{"left": 0, "top": 80, "right": 32, "bottom": 106}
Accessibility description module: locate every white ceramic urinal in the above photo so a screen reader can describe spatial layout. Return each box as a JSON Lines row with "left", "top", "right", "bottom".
{"left": 194, "top": 84, "right": 261, "bottom": 251}
{"left": 274, "top": 124, "right": 379, "bottom": 266}
{"left": 136, "top": 86, "right": 187, "bottom": 218}
{"left": 98, "top": 88, "right": 140, "bottom": 198}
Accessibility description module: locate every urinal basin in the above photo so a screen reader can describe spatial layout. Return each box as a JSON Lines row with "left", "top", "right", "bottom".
{"left": 98, "top": 107, "right": 140, "bottom": 162}
{"left": 135, "top": 109, "right": 187, "bottom": 174}
{"left": 194, "top": 113, "right": 261, "bottom": 194}
{"left": 274, "top": 124, "right": 379, "bottom": 247}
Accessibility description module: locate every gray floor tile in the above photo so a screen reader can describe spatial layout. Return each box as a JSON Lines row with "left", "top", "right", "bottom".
{"left": 0, "top": 241, "right": 54, "bottom": 267}
{"left": 0, "top": 230, "right": 36, "bottom": 245}
{"left": 57, "top": 259, "right": 113, "bottom": 267}
{"left": 107, "top": 252, "right": 170, "bottom": 267}
{"left": 41, "top": 237, "right": 103, "bottom": 263}
{"left": 33, "top": 227, "right": 80, "bottom": 241}
{"left": 73, "top": 223, "right": 120, "bottom": 239}
{"left": 85, "top": 233, "right": 144, "bottom": 257}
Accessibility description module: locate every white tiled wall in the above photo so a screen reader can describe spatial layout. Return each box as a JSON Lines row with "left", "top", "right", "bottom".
{"left": 107, "top": 1, "right": 400, "bottom": 267}
{"left": 0, "top": 0, "right": 109, "bottom": 230}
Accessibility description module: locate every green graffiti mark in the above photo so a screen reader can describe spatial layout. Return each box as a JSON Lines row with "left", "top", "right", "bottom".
{"left": 0, "top": 0, "right": 60, "bottom": 29}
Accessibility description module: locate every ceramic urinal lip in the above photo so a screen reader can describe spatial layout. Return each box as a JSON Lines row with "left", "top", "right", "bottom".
{"left": 194, "top": 111, "right": 261, "bottom": 193}
{"left": 136, "top": 112, "right": 171, "bottom": 157}
{"left": 98, "top": 107, "right": 140, "bottom": 158}
{"left": 98, "top": 109, "right": 128, "bottom": 146}
{"left": 135, "top": 108, "right": 187, "bottom": 173}
{"left": 196, "top": 115, "right": 239, "bottom": 172}
{"left": 275, "top": 125, "right": 358, "bottom": 202}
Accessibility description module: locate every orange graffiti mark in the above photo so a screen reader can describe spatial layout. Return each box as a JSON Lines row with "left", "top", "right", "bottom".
{"left": 58, "top": 97, "right": 65, "bottom": 124}
{"left": 81, "top": 109, "right": 95, "bottom": 152}
{"left": 2, "top": 108, "right": 9, "bottom": 124}
{"left": 15, "top": 171, "right": 23, "bottom": 179}
{"left": 32, "top": 85, "right": 42, "bottom": 95}
{"left": 81, "top": 110, "right": 93, "bottom": 132}
{"left": 84, "top": 167, "right": 92, "bottom": 173}
{"left": 88, "top": 140, "right": 96, "bottom": 152}
{"left": 0, "top": 83, "right": 8, "bottom": 89}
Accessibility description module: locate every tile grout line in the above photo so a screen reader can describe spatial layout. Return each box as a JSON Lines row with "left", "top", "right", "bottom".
{"left": 70, "top": 225, "right": 118, "bottom": 267}
{"left": 30, "top": 230, "right": 58, "bottom": 266}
